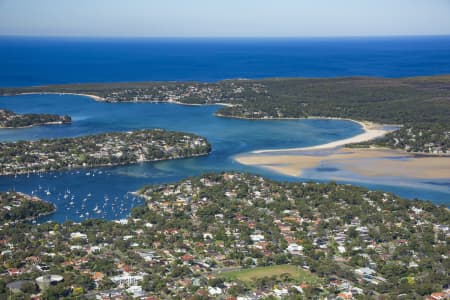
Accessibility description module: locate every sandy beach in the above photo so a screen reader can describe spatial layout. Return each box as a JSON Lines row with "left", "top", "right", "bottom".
{"left": 18, "top": 93, "right": 237, "bottom": 107}
{"left": 252, "top": 120, "right": 393, "bottom": 154}
{"left": 19, "top": 92, "right": 105, "bottom": 101}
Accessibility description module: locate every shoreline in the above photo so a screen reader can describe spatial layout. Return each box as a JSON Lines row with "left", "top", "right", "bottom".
{"left": 18, "top": 92, "right": 105, "bottom": 102}
{"left": 0, "top": 152, "right": 210, "bottom": 177}
{"left": 16, "top": 92, "right": 236, "bottom": 108}
{"left": 163, "top": 100, "right": 234, "bottom": 107}
{"left": 11, "top": 192, "right": 56, "bottom": 224}
{"left": 251, "top": 119, "right": 396, "bottom": 154}
{"left": 216, "top": 113, "right": 400, "bottom": 153}
{"left": 0, "top": 120, "right": 71, "bottom": 129}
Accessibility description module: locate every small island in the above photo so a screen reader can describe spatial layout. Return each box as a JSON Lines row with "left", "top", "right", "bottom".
{"left": 0, "top": 191, "right": 55, "bottom": 226}
{"left": 0, "top": 129, "right": 211, "bottom": 175}
{"left": 0, "top": 109, "right": 71, "bottom": 128}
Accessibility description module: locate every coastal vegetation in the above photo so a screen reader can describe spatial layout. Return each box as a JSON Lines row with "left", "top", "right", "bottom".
{"left": 0, "top": 172, "right": 448, "bottom": 298}
{"left": 2, "top": 75, "right": 450, "bottom": 153}
{"left": 0, "top": 109, "right": 71, "bottom": 128}
{"left": 0, "top": 129, "right": 211, "bottom": 175}
{"left": 353, "top": 123, "right": 450, "bottom": 154}
{"left": 0, "top": 191, "right": 55, "bottom": 226}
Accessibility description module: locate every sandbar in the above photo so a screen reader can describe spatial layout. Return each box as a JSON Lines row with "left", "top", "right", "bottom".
{"left": 253, "top": 120, "right": 393, "bottom": 154}
{"left": 235, "top": 147, "right": 450, "bottom": 179}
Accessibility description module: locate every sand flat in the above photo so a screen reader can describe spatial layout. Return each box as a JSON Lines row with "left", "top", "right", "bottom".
{"left": 236, "top": 147, "right": 450, "bottom": 179}
{"left": 336, "top": 151, "right": 450, "bottom": 179}
{"left": 234, "top": 154, "right": 323, "bottom": 177}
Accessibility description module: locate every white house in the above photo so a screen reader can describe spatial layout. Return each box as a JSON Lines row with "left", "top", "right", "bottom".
{"left": 287, "top": 243, "right": 303, "bottom": 255}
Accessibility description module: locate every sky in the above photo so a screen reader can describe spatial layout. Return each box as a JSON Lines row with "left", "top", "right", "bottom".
{"left": 0, "top": 0, "right": 450, "bottom": 37}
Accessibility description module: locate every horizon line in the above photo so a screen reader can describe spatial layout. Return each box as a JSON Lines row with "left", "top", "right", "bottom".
{"left": 1, "top": 34, "right": 450, "bottom": 39}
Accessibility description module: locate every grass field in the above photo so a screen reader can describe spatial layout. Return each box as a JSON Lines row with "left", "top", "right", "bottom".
{"left": 219, "top": 264, "right": 321, "bottom": 285}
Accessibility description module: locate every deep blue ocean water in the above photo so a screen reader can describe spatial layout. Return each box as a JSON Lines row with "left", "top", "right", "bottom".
{"left": 0, "top": 37, "right": 449, "bottom": 222}
{"left": 1, "top": 36, "right": 450, "bottom": 87}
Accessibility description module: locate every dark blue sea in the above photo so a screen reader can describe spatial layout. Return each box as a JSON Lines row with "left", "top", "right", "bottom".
{"left": 0, "top": 36, "right": 449, "bottom": 222}
{"left": 1, "top": 36, "right": 450, "bottom": 87}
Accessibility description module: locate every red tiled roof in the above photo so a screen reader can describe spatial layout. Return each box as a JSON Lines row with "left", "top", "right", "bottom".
{"left": 181, "top": 254, "right": 194, "bottom": 261}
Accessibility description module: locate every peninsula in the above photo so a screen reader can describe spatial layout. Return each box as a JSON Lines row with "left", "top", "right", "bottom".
{"left": 0, "top": 129, "right": 211, "bottom": 175}
{"left": 0, "top": 109, "right": 71, "bottom": 128}
{"left": 0, "top": 191, "right": 55, "bottom": 226}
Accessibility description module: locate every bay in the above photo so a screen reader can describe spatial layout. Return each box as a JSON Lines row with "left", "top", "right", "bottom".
{"left": 0, "top": 94, "right": 448, "bottom": 223}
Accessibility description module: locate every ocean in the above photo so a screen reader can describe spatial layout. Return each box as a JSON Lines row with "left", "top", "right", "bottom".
{"left": 1, "top": 36, "right": 450, "bottom": 87}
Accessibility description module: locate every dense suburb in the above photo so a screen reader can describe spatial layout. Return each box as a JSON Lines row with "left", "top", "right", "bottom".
{"left": 0, "top": 173, "right": 448, "bottom": 299}
{"left": 0, "top": 192, "right": 55, "bottom": 226}
{"left": 0, "top": 129, "right": 211, "bottom": 175}
{"left": 0, "top": 109, "right": 71, "bottom": 128}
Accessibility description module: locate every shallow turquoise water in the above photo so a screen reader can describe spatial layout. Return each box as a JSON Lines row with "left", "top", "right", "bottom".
{"left": 0, "top": 94, "right": 448, "bottom": 222}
